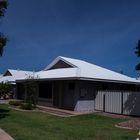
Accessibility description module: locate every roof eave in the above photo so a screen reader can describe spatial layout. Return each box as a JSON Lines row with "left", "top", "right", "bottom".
{"left": 79, "top": 77, "right": 140, "bottom": 85}
{"left": 16, "top": 76, "right": 140, "bottom": 85}
{"left": 16, "top": 77, "right": 79, "bottom": 83}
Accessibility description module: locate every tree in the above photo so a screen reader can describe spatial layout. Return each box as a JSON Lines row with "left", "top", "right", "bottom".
{"left": 135, "top": 40, "right": 140, "bottom": 71}
{"left": 0, "top": 33, "right": 7, "bottom": 56}
{"left": 24, "top": 81, "right": 38, "bottom": 107}
{"left": 0, "top": 0, "right": 8, "bottom": 56}
{"left": 23, "top": 74, "right": 39, "bottom": 108}
{"left": 0, "top": 0, "right": 7, "bottom": 16}
{"left": 0, "top": 83, "right": 13, "bottom": 99}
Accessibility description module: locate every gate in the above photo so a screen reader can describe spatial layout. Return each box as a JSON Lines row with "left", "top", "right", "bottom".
{"left": 105, "top": 91, "right": 122, "bottom": 114}
{"left": 95, "top": 91, "right": 122, "bottom": 114}
{"left": 95, "top": 91, "right": 104, "bottom": 111}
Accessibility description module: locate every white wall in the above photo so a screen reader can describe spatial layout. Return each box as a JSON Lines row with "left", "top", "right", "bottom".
{"left": 74, "top": 100, "right": 95, "bottom": 112}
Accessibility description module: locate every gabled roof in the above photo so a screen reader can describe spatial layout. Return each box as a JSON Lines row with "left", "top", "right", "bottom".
{"left": 3, "top": 69, "right": 33, "bottom": 77}
{"left": 0, "top": 69, "right": 33, "bottom": 84}
{"left": 34, "top": 56, "right": 140, "bottom": 84}
{"left": 45, "top": 56, "right": 77, "bottom": 70}
{"left": 0, "top": 76, "right": 16, "bottom": 84}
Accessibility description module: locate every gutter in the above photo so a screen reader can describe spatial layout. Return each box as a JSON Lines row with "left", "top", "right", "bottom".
{"left": 16, "top": 76, "right": 140, "bottom": 85}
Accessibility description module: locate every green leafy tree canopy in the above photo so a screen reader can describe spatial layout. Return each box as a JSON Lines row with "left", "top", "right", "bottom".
{"left": 135, "top": 40, "right": 140, "bottom": 71}
{"left": 0, "top": 33, "right": 7, "bottom": 56}
{"left": 0, "top": 0, "right": 7, "bottom": 17}
{"left": 0, "top": 0, "right": 8, "bottom": 56}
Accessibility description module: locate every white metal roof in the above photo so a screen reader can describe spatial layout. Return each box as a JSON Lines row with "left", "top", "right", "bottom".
{"left": 36, "top": 68, "right": 78, "bottom": 79}
{"left": 0, "top": 76, "right": 16, "bottom": 84}
{"left": 0, "top": 69, "right": 33, "bottom": 84}
{"left": 33, "top": 56, "right": 140, "bottom": 84}
{"left": 5, "top": 69, "right": 33, "bottom": 77}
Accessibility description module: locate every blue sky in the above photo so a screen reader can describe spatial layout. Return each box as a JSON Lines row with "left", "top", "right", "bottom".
{"left": 0, "top": 0, "right": 140, "bottom": 77}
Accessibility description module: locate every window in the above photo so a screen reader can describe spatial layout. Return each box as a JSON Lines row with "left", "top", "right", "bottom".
{"left": 68, "top": 82, "right": 75, "bottom": 90}
{"left": 39, "top": 83, "right": 52, "bottom": 99}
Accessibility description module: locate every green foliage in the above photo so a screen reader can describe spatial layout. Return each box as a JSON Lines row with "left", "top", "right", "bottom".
{"left": 135, "top": 63, "right": 140, "bottom": 71}
{"left": 0, "top": 33, "right": 7, "bottom": 56}
{"left": 135, "top": 40, "right": 140, "bottom": 71}
{"left": 135, "top": 40, "right": 140, "bottom": 57}
{"left": 20, "top": 102, "right": 33, "bottom": 110}
{"left": 0, "top": 0, "right": 8, "bottom": 17}
{"left": 0, "top": 0, "right": 8, "bottom": 56}
{"left": 24, "top": 81, "right": 38, "bottom": 107}
{"left": 0, "top": 83, "right": 13, "bottom": 99}
{"left": 9, "top": 100, "right": 23, "bottom": 106}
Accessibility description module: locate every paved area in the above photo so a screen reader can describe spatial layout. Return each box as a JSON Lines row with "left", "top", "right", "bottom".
{"left": 0, "top": 100, "right": 9, "bottom": 104}
{"left": 0, "top": 128, "right": 14, "bottom": 140}
{"left": 37, "top": 105, "right": 92, "bottom": 117}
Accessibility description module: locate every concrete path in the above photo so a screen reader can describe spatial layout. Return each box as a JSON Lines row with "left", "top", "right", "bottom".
{"left": 36, "top": 105, "right": 98, "bottom": 117}
{"left": 0, "top": 100, "right": 9, "bottom": 104}
{"left": 0, "top": 128, "right": 14, "bottom": 140}
{"left": 37, "top": 105, "right": 88, "bottom": 117}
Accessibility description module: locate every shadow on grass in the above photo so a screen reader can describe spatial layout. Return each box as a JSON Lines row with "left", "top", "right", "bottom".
{"left": 0, "top": 108, "right": 10, "bottom": 119}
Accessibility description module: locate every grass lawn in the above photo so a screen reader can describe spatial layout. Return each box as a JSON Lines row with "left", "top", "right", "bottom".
{"left": 0, "top": 105, "right": 138, "bottom": 140}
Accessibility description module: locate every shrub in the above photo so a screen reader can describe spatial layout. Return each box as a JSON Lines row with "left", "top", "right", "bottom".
{"left": 9, "top": 100, "right": 23, "bottom": 106}
{"left": 0, "top": 83, "right": 13, "bottom": 99}
{"left": 20, "top": 103, "right": 33, "bottom": 110}
{"left": 24, "top": 81, "right": 38, "bottom": 107}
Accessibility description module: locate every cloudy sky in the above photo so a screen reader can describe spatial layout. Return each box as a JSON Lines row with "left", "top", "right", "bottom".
{"left": 0, "top": 0, "right": 140, "bottom": 77}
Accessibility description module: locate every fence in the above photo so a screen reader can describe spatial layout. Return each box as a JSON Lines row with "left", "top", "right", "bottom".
{"left": 95, "top": 91, "right": 140, "bottom": 116}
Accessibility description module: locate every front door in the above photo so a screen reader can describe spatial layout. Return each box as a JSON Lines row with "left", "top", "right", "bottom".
{"left": 62, "top": 82, "right": 75, "bottom": 110}
{"left": 38, "top": 82, "right": 53, "bottom": 106}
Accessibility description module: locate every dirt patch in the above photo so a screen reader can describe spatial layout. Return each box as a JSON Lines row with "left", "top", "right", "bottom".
{"left": 117, "top": 118, "right": 140, "bottom": 129}
{"left": 95, "top": 112, "right": 140, "bottom": 129}
{"left": 95, "top": 112, "right": 131, "bottom": 119}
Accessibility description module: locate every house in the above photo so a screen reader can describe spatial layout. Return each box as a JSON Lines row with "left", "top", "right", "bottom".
{"left": 0, "top": 69, "right": 34, "bottom": 84}
{"left": 0, "top": 69, "right": 33, "bottom": 98}
{"left": 16, "top": 56, "right": 140, "bottom": 116}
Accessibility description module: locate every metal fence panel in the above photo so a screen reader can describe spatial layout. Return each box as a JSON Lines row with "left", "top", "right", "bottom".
{"left": 95, "top": 91, "right": 140, "bottom": 116}
{"left": 95, "top": 91, "right": 104, "bottom": 111}
{"left": 123, "top": 92, "right": 140, "bottom": 116}
{"left": 105, "top": 91, "right": 122, "bottom": 114}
